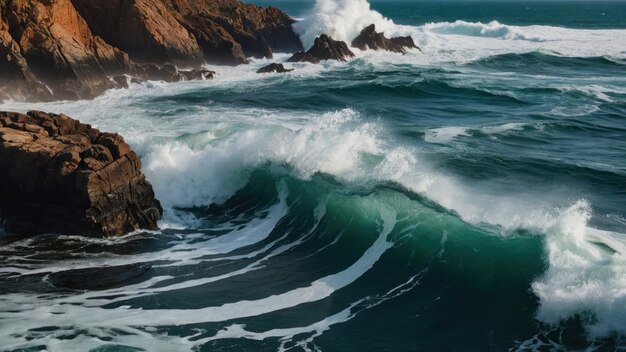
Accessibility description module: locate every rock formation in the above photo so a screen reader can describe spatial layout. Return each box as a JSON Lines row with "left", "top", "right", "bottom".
{"left": 0, "top": 0, "right": 302, "bottom": 101}
{"left": 287, "top": 35, "right": 355, "bottom": 64}
{"left": 0, "top": 0, "right": 134, "bottom": 101}
{"left": 256, "top": 63, "right": 293, "bottom": 74}
{"left": 71, "top": 0, "right": 303, "bottom": 66}
{"left": 0, "top": 111, "right": 162, "bottom": 237}
{"left": 351, "top": 24, "right": 420, "bottom": 53}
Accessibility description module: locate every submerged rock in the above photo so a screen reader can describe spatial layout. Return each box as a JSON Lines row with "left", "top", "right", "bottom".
{"left": 287, "top": 34, "right": 355, "bottom": 63}
{"left": 351, "top": 24, "right": 420, "bottom": 53}
{"left": 0, "top": 111, "right": 162, "bottom": 237}
{"left": 256, "top": 63, "right": 294, "bottom": 74}
{"left": 135, "top": 64, "right": 215, "bottom": 83}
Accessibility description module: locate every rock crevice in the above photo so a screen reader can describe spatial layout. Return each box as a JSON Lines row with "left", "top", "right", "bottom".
{"left": 0, "top": 111, "right": 162, "bottom": 237}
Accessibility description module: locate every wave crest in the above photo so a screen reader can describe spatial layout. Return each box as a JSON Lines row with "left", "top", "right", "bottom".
{"left": 423, "top": 20, "right": 547, "bottom": 41}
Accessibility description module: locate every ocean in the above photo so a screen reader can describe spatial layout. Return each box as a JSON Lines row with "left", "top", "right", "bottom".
{"left": 1, "top": 0, "right": 626, "bottom": 351}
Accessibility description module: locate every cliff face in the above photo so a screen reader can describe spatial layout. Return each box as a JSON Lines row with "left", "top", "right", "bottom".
{"left": 70, "top": 0, "right": 205, "bottom": 67}
{"left": 1, "top": 0, "right": 133, "bottom": 100}
{"left": 0, "top": 0, "right": 302, "bottom": 102}
{"left": 71, "top": 0, "right": 303, "bottom": 66}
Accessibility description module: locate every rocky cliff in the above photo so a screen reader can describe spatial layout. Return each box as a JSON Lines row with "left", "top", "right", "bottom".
{"left": 0, "top": 0, "right": 302, "bottom": 101}
{"left": 0, "top": 110, "right": 162, "bottom": 237}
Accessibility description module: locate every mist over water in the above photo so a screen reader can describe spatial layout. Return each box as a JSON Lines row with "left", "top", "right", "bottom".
{"left": 1, "top": 0, "right": 626, "bottom": 351}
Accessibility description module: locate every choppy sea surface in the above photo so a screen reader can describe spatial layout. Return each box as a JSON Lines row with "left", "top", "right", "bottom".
{"left": 1, "top": 1, "right": 626, "bottom": 351}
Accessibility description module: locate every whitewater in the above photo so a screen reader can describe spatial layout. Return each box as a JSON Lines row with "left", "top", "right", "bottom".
{"left": 1, "top": 0, "right": 626, "bottom": 351}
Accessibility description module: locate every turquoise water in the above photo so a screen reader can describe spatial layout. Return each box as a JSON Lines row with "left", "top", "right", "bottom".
{"left": 1, "top": 1, "right": 626, "bottom": 351}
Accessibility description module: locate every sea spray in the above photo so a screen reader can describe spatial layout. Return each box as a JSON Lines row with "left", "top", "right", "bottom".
{"left": 295, "top": 0, "right": 397, "bottom": 48}
{"left": 0, "top": 2, "right": 625, "bottom": 349}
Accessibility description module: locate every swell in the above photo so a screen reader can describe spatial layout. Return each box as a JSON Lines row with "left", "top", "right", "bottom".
{"left": 0, "top": 169, "right": 548, "bottom": 351}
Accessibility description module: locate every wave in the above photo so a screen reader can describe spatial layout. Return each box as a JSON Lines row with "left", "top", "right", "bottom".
{"left": 294, "top": 0, "right": 397, "bottom": 48}
{"left": 293, "top": 0, "right": 626, "bottom": 64}
{"left": 423, "top": 20, "right": 547, "bottom": 42}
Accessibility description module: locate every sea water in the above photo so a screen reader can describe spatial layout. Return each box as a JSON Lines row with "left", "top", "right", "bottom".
{"left": 1, "top": 0, "right": 625, "bottom": 351}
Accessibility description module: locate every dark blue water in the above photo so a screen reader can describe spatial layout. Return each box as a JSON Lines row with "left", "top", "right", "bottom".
{"left": 1, "top": 1, "right": 625, "bottom": 351}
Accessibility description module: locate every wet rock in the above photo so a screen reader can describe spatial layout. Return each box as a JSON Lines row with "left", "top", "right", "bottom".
{"left": 0, "top": 111, "right": 163, "bottom": 237}
{"left": 136, "top": 64, "right": 215, "bottom": 82}
{"left": 72, "top": 0, "right": 303, "bottom": 66}
{"left": 288, "top": 34, "right": 355, "bottom": 63}
{"left": 71, "top": 0, "right": 204, "bottom": 68}
{"left": 256, "top": 63, "right": 293, "bottom": 74}
{"left": 0, "top": 0, "right": 133, "bottom": 101}
{"left": 351, "top": 24, "right": 420, "bottom": 53}
{"left": 0, "top": 0, "right": 301, "bottom": 101}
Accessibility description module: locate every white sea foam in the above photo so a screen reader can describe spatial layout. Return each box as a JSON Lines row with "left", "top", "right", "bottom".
{"left": 293, "top": 0, "right": 626, "bottom": 63}
{"left": 424, "top": 20, "right": 546, "bottom": 42}
{"left": 0, "top": 1, "right": 625, "bottom": 344}
{"left": 0, "top": 206, "right": 397, "bottom": 352}
{"left": 532, "top": 201, "right": 626, "bottom": 338}
{"left": 424, "top": 126, "right": 470, "bottom": 143}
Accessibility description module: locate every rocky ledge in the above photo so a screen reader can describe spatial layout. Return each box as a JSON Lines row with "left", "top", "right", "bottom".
{"left": 0, "top": 111, "right": 162, "bottom": 237}
{"left": 352, "top": 24, "right": 420, "bottom": 53}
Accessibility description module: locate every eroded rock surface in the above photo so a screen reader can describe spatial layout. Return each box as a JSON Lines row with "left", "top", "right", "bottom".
{"left": 287, "top": 35, "right": 354, "bottom": 63}
{"left": 0, "top": 0, "right": 301, "bottom": 101}
{"left": 351, "top": 24, "right": 420, "bottom": 53}
{"left": 0, "top": 111, "right": 162, "bottom": 237}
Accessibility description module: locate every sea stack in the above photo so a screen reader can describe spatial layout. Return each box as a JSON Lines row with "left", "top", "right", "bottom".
{"left": 351, "top": 24, "right": 420, "bottom": 53}
{"left": 288, "top": 34, "right": 355, "bottom": 63}
{"left": 0, "top": 111, "right": 162, "bottom": 237}
{"left": 256, "top": 63, "right": 294, "bottom": 73}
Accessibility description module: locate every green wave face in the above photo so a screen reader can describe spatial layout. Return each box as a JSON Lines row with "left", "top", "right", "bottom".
{"left": 1, "top": 0, "right": 626, "bottom": 350}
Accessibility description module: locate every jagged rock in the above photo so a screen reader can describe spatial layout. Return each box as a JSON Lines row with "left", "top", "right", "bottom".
{"left": 72, "top": 0, "right": 303, "bottom": 66}
{"left": 180, "top": 16, "right": 249, "bottom": 65}
{"left": 71, "top": 0, "right": 204, "bottom": 68}
{"left": 162, "top": 1, "right": 303, "bottom": 58}
{"left": 0, "top": 16, "right": 52, "bottom": 102}
{"left": 0, "top": 111, "right": 163, "bottom": 237}
{"left": 286, "top": 51, "right": 320, "bottom": 64}
{"left": 0, "top": 0, "right": 133, "bottom": 100}
{"left": 288, "top": 35, "right": 354, "bottom": 63}
{"left": 256, "top": 63, "right": 293, "bottom": 74}
{"left": 136, "top": 64, "right": 214, "bottom": 82}
{"left": 0, "top": 0, "right": 300, "bottom": 102}
{"left": 112, "top": 75, "right": 130, "bottom": 89}
{"left": 351, "top": 24, "right": 420, "bottom": 53}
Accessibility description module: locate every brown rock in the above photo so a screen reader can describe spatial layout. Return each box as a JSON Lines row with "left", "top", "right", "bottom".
{"left": 1, "top": 0, "right": 133, "bottom": 100}
{"left": 0, "top": 110, "right": 163, "bottom": 237}
{"left": 163, "top": 1, "right": 303, "bottom": 59}
{"left": 0, "top": 0, "right": 300, "bottom": 101}
{"left": 288, "top": 34, "right": 354, "bottom": 63}
{"left": 71, "top": 0, "right": 204, "bottom": 68}
{"left": 351, "top": 24, "right": 420, "bottom": 53}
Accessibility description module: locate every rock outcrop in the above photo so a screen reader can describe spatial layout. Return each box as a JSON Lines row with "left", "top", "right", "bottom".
{"left": 0, "top": 0, "right": 134, "bottom": 101}
{"left": 0, "top": 0, "right": 302, "bottom": 101}
{"left": 287, "top": 35, "right": 354, "bottom": 64}
{"left": 71, "top": 0, "right": 303, "bottom": 66}
{"left": 256, "top": 63, "right": 293, "bottom": 74}
{"left": 70, "top": 0, "right": 205, "bottom": 68}
{"left": 351, "top": 24, "right": 420, "bottom": 53}
{"left": 0, "top": 111, "right": 162, "bottom": 237}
